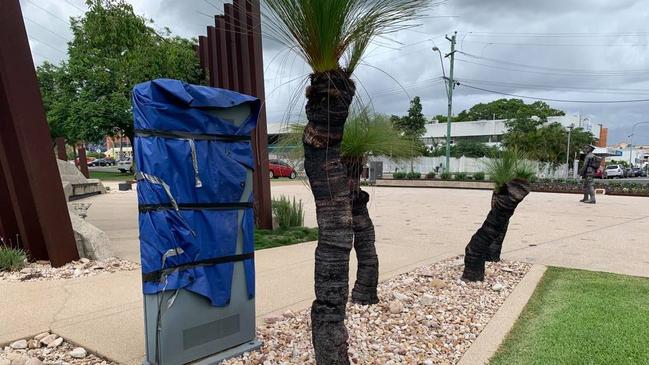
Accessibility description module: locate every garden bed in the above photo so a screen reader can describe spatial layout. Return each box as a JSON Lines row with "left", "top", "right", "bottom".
{"left": 1, "top": 332, "right": 116, "bottom": 365}
{"left": 0, "top": 257, "right": 139, "bottom": 282}
{"left": 224, "top": 257, "right": 531, "bottom": 365}
{"left": 532, "top": 179, "right": 649, "bottom": 197}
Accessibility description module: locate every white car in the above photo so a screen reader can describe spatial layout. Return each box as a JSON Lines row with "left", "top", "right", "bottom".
{"left": 117, "top": 158, "right": 133, "bottom": 173}
{"left": 604, "top": 164, "right": 624, "bottom": 179}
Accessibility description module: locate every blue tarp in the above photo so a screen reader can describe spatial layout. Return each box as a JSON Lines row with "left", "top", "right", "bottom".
{"left": 133, "top": 79, "right": 259, "bottom": 306}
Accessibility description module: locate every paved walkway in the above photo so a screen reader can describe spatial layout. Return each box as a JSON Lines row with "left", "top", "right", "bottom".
{"left": 2, "top": 183, "right": 648, "bottom": 363}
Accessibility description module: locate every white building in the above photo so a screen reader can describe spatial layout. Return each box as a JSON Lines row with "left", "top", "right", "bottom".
{"left": 423, "top": 116, "right": 602, "bottom": 148}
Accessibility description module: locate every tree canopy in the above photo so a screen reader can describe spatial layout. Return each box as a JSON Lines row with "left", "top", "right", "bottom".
{"left": 37, "top": 0, "right": 204, "bottom": 145}
{"left": 455, "top": 98, "right": 565, "bottom": 122}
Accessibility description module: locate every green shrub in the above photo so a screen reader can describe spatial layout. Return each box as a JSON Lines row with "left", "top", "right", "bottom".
{"left": 0, "top": 247, "right": 27, "bottom": 272}
{"left": 426, "top": 172, "right": 436, "bottom": 179}
{"left": 440, "top": 171, "right": 451, "bottom": 180}
{"left": 473, "top": 171, "right": 485, "bottom": 181}
{"left": 406, "top": 172, "right": 421, "bottom": 180}
{"left": 393, "top": 172, "right": 406, "bottom": 179}
{"left": 272, "top": 196, "right": 304, "bottom": 229}
{"left": 454, "top": 172, "right": 468, "bottom": 181}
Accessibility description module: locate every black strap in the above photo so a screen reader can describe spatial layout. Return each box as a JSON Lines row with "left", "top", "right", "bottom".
{"left": 139, "top": 202, "right": 253, "bottom": 212}
{"left": 142, "top": 252, "right": 254, "bottom": 283}
{"left": 135, "top": 129, "right": 250, "bottom": 141}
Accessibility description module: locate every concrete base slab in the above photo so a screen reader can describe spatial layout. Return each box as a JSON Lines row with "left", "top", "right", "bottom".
{"left": 458, "top": 265, "right": 548, "bottom": 365}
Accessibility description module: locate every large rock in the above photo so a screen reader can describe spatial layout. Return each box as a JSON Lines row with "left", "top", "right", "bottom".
{"left": 57, "top": 159, "right": 106, "bottom": 200}
{"left": 69, "top": 210, "right": 113, "bottom": 260}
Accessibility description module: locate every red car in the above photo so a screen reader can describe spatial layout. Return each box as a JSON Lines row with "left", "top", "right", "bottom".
{"left": 595, "top": 168, "right": 603, "bottom": 179}
{"left": 269, "top": 159, "right": 296, "bottom": 179}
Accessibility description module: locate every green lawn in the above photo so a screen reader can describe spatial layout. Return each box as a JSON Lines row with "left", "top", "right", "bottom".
{"left": 490, "top": 267, "right": 649, "bottom": 365}
{"left": 89, "top": 170, "right": 134, "bottom": 181}
{"left": 254, "top": 226, "right": 318, "bottom": 250}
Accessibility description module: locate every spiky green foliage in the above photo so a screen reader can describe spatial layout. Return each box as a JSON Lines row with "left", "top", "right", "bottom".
{"left": 262, "top": 0, "right": 431, "bottom": 73}
{"left": 0, "top": 247, "right": 27, "bottom": 272}
{"left": 485, "top": 149, "right": 536, "bottom": 190}
{"left": 276, "top": 110, "right": 418, "bottom": 163}
{"left": 272, "top": 195, "right": 305, "bottom": 229}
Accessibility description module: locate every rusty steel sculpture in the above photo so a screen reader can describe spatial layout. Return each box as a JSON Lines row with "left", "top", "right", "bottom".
{"left": 0, "top": 0, "right": 79, "bottom": 266}
{"left": 196, "top": 0, "right": 273, "bottom": 229}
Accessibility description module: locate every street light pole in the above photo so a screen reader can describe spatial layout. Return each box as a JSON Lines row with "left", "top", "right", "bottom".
{"left": 629, "top": 121, "right": 649, "bottom": 168}
{"left": 566, "top": 124, "right": 574, "bottom": 178}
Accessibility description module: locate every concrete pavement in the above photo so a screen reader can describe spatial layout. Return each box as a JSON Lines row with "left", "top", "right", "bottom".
{"left": 2, "top": 182, "right": 648, "bottom": 363}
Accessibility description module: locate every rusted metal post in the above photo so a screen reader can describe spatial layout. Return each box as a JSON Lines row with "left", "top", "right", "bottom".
{"left": 246, "top": 0, "right": 273, "bottom": 229}
{"left": 224, "top": 4, "right": 240, "bottom": 91}
{"left": 215, "top": 16, "right": 231, "bottom": 90}
{"left": 55, "top": 137, "right": 67, "bottom": 161}
{"left": 77, "top": 145, "right": 89, "bottom": 178}
{"left": 197, "top": 36, "right": 208, "bottom": 70}
{"left": 207, "top": 26, "right": 219, "bottom": 88}
{"left": 0, "top": 159, "right": 20, "bottom": 247}
{"left": 233, "top": 0, "right": 252, "bottom": 94}
{"left": 0, "top": 0, "right": 79, "bottom": 265}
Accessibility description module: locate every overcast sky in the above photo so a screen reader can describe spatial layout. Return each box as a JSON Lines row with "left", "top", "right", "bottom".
{"left": 20, "top": 0, "right": 649, "bottom": 145}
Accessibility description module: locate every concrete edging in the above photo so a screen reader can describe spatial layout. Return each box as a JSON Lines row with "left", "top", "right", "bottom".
{"left": 457, "top": 264, "right": 547, "bottom": 365}
{"left": 375, "top": 179, "right": 494, "bottom": 190}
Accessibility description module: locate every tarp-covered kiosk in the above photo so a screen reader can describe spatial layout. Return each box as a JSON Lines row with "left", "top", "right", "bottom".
{"left": 133, "top": 79, "right": 261, "bottom": 365}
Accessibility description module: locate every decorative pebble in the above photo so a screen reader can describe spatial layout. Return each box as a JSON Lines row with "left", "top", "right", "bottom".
{"left": 47, "top": 337, "right": 63, "bottom": 348}
{"left": 69, "top": 347, "right": 87, "bottom": 359}
{"left": 492, "top": 283, "right": 504, "bottom": 292}
{"left": 0, "top": 258, "right": 139, "bottom": 283}
{"left": 9, "top": 340, "right": 26, "bottom": 350}
{"left": 221, "top": 257, "right": 531, "bottom": 365}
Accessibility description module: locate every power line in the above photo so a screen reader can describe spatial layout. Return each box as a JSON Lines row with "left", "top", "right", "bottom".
{"left": 24, "top": 17, "right": 69, "bottom": 42}
{"left": 25, "top": 0, "right": 70, "bottom": 25}
{"left": 458, "top": 82, "right": 649, "bottom": 104}
{"left": 455, "top": 77, "right": 649, "bottom": 96}
{"left": 462, "top": 31, "right": 649, "bottom": 38}
{"left": 61, "top": 0, "right": 85, "bottom": 13}
{"left": 457, "top": 51, "right": 649, "bottom": 74}
{"left": 462, "top": 40, "right": 649, "bottom": 47}
{"left": 455, "top": 58, "right": 649, "bottom": 77}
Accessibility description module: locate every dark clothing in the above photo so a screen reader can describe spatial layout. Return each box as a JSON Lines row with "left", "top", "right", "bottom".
{"left": 582, "top": 176, "right": 596, "bottom": 203}
{"left": 579, "top": 152, "right": 596, "bottom": 177}
{"left": 579, "top": 152, "right": 597, "bottom": 203}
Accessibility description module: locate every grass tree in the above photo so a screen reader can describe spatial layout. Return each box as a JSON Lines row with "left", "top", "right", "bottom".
{"left": 279, "top": 110, "right": 417, "bottom": 305}
{"left": 262, "top": 1, "right": 429, "bottom": 363}
{"left": 462, "top": 150, "right": 535, "bottom": 282}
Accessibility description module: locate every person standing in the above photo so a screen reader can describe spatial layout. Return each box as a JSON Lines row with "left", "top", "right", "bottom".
{"left": 579, "top": 145, "right": 600, "bottom": 204}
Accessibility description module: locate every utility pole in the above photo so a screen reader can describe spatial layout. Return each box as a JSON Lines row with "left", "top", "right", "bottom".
{"left": 444, "top": 31, "right": 457, "bottom": 173}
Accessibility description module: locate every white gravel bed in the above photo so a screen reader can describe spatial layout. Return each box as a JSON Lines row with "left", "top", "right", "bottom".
{"left": 0, "top": 258, "right": 139, "bottom": 282}
{"left": 0, "top": 332, "right": 116, "bottom": 365}
{"left": 225, "top": 257, "right": 531, "bottom": 365}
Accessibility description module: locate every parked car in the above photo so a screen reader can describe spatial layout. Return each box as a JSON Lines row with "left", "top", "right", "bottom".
{"left": 74, "top": 156, "right": 96, "bottom": 166}
{"left": 117, "top": 158, "right": 133, "bottom": 173}
{"left": 88, "top": 158, "right": 115, "bottom": 167}
{"left": 630, "top": 167, "right": 643, "bottom": 177}
{"left": 268, "top": 159, "right": 296, "bottom": 179}
{"left": 604, "top": 164, "right": 624, "bottom": 179}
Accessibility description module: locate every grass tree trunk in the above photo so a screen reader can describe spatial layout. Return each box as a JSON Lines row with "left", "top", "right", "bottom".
{"left": 486, "top": 191, "right": 511, "bottom": 262}
{"left": 462, "top": 179, "right": 530, "bottom": 282}
{"left": 344, "top": 157, "right": 379, "bottom": 305}
{"left": 303, "top": 70, "right": 355, "bottom": 365}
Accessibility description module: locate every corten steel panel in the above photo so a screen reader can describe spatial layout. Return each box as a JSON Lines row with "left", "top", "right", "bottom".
{"left": 207, "top": 26, "right": 219, "bottom": 88}
{"left": 246, "top": 0, "right": 272, "bottom": 229}
{"left": 0, "top": 158, "right": 20, "bottom": 247}
{"left": 55, "top": 137, "right": 67, "bottom": 161}
{"left": 198, "top": 36, "right": 208, "bottom": 72}
{"left": 77, "top": 146, "right": 89, "bottom": 178}
{"left": 224, "top": 4, "right": 240, "bottom": 92}
{"left": 215, "top": 16, "right": 231, "bottom": 90}
{"left": 233, "top": 0, "right": 252, "bottom": 94}
{"left": 0, "top": 0, "right": 79, "bottom": 265}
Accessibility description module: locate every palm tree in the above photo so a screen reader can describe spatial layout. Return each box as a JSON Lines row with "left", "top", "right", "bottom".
{"left": 462, "top": 150, "right": 535, "bottom": 282}
{"left": 279, "top": 110, "right": 417, "bottom": 305}
{"left": 262, "top": 1, "right": 429, "bottom": 363}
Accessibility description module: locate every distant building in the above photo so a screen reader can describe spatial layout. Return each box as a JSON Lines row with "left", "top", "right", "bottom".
{"left": 423, "top": 115, "right": 602, "bottom": 149}
{"left": 605, "top": 143, "right": 648, "bottom": 167}
{"left": 105, "top": 136, "right": 132, "bottom": 160}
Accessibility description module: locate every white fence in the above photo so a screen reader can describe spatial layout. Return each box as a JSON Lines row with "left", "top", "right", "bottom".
{"left": 370, "top": 156, "right": 572, "bottom": 179}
